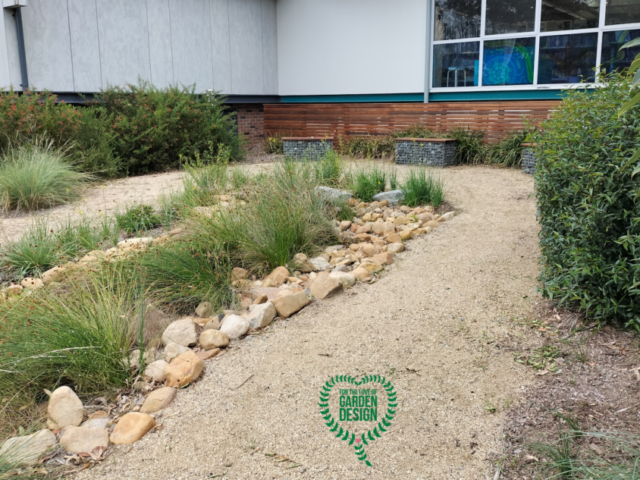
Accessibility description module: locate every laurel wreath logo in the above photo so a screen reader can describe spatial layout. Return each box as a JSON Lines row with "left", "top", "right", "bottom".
{"left": 319, "top": 374, "right": 397, "bottom": 467}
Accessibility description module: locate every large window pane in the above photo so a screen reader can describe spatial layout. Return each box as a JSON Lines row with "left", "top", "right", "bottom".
{"left": 538, "top": 33, "right": 598, "bottom": 83}
{"left": 433, "top": 42, "right": 480, "bottom": 87}
{"left": 541, "top": 0, "right": 600, "bottom": 32}
{"left": 601, "top": 29, "right": 640, "bottom": 73}
{"left": 605, "top": 0, "right": 640, "bottom": 26}
{"left": 434, "top": 0, "right": 481, "bottom": 40}
{"left": 483, "top": 38, "right": 536, "bottom": 85}
{"left": 485, "top": 0, "right": 536, "bottom": 35}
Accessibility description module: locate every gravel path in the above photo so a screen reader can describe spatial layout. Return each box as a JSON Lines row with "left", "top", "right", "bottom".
{"left": 78, "top": 166, "right": 541, "bottom": 480}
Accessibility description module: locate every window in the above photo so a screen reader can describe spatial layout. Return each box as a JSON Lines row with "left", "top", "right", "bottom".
{"left": 483, "top": 38, "right": 536, "bottom": 85}
{"left": 485, "top": 0, "right": 536, "bottom": 35}
{"left": 430, "top": 0, "right": 640, "bottom": 90}
{"left": 433, "top": 42, "right": 480, "bottom": 87}
{"left": 601, "top": 29, "right": 640, "bottom": 72}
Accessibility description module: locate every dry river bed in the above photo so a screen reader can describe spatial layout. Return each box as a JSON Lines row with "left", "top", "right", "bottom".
{"left": 66, "top": 166, "right": 541, "bottom": 480}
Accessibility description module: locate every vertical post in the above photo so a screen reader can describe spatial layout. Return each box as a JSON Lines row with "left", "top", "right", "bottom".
{"left": 424, "top": 0, "right": 433, "bottom": 103}
{"left": 13, "top": 6, "right": 28, "bottom": 89}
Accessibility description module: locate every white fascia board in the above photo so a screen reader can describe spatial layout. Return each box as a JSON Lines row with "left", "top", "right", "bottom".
{"left": 3, "top": 0, "right": 27, "bottom": 8}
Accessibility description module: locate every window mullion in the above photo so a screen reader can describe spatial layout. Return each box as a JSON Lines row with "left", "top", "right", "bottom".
{"left": 479, "top": 0, "right": 487, "bottom": 87}
{"left": 533, "top": 0, "right": 542, "bottom": 85}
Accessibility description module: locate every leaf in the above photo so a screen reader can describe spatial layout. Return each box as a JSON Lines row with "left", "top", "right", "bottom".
{"left": 621, "top": 37, "right": 640, "bottom": 49}
{"left": 619, "top": 92, "right": 640, "bottom": 116}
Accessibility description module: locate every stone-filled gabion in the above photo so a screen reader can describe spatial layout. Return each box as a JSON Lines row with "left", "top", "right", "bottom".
{"left": 283, "top": 138, "right": 333, "bottom": 161}
{"left": 522, "top": 146, "right": 537, "bottom": 175}
{"left": 394, "top": 139, "right": 457, "bottom": 167}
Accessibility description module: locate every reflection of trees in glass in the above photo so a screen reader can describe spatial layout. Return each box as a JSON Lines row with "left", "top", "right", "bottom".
{"left": 538, "top": 33, "right": 597, "bottom": 83}
{"left": 485, "top": 0, "right": 536, "bottom": 35}
{"left": 602, "top": 30, "right": 640, "bottom": 73}
{"left": 434, "top": 0, "right": 481, "bottom": 40}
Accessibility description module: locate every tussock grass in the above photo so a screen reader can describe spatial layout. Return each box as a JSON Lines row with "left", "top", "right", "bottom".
{"left": 401, "top": 168, "right": 445, "bottom": 207}
{"left": 0, "top": 142, "right": 90, "bottom": 211}
{"left": 350, "top": 166, "right": 386, "bottom": 202}
{"left": 116, "top": 204, "right": 161, "bottom": 235}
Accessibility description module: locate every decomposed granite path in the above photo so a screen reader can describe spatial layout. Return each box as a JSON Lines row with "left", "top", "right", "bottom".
{"left": 80, "top": 166, "right": 540, "bottom": 480}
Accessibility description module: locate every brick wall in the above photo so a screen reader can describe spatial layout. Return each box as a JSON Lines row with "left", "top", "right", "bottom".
{"left": 229, "top": 104, "right": 264, "bottom": 152}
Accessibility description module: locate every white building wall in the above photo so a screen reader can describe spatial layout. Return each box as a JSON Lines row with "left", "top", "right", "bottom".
{"left": 2, "top": 0, "right": 278, "bottom": 95}
{"left": 276, "top": 0, "right": 426, "bottom": 96}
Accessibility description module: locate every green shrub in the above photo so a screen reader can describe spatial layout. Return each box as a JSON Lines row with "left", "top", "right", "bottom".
{"left": 0, "top": 266, "right": 143, "bottom": 398}
{"left": 95, "top": 81, "right": 242, "bottom": 175}
{"left": 486, "top": 130, "right": 529, "bottom": 167}
{"left": 447, "top": 127, "right": 486, "bottom": 164}
{"left": 313, "top": 151, "right": 345, "bottom": 187}
{"left": 340, "top": 135, "right": 396, "bottom": 159}
{"left": 116, "top": 204, "right": 161, "bottom": 234}
{"left": 139, "top": 241, "right": 234, "bottom": 313}
{"left": 0, "top": 142, "right": 91, "bottom": 211}
{"left": 351, "top": 166, "right": 387, "bottom": 202}
{"left": 264, "top": 133, "right": 284, "bottom": 154}
{"left": 401, "top": 169, "right": 445, "bottom": 207}
{"left": 535, "top": 73, "right": 640, "bottom": 328}
{"left": 188, "top": 162, "right": 336, "bottom": 273}
{"left": 394, "top": 125, "right": 436, "bottom": 139}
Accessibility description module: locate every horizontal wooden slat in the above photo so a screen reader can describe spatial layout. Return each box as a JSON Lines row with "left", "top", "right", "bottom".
{"left": 265, "top": 101, "right": 559, "bottom": 144}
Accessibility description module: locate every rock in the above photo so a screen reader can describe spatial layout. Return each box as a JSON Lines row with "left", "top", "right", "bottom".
{"left": 0, "top": 429, "right": 56, "bottom": 465}
{"left": 356, "top": 223, "right": 372, "bottom": 234}
{"left": 231, "top": 267, "right": 249, "bottom": 281}
{"left": 162, "top": 342, "right": 189, "bottom": 362}
{"left": 42, "top": 266, "right": 67, "bottom": 284}
{"left": 393, "top": 216, "right": 411, "bottom": 225}
{"left": 161, "top": 318, "right": 197, "bottom": 347}
{"left": 362, "top": 262, "right": 384, "bottom": 273}
{"left": 110, "top": 413, "right": 156, "bottom": 445}
{"left": 309, "top": 272, "right": 343, "bottom": 300}
{"left": 165, "top": 350, "right": 204, "bottom": 388}
{"left": 48, "top": 386, "right": 84, "bottom": 429}
{"left": 4, "top": 285, "right": 23, "bottom": 296}
{"left": 246, "top": 302, "right": 277, "bottom": 329}
{"left": 219, "top": 315, "right": 250, "bottom": 339}
{"left": 199, "top": 329, "right": 230, "bottom": 349}
{"left": 315, "top": 186, "right": 353, "bottom": 202}
{"left": 250, "top": 287, "right": 282, "bottom": 301}
{"left": 372, "top": 190, "right": 404, "bottom": 206}
{"left": 204, "top": 317, "right": 222, "bottom": 330}
{"left": 441, "top": 211, "right": 456, "bottom": 221}
{"left": 117, "top": 237, "right": 153, "bottom": 251}
{"left": 333, "top": 264, "right": 351, "bottom": 273}
{"left": 20, "top": 277, "right": 43, "bottom": 289}
{"left": 339, "top": 221, "right": 352, "bottom": 231}
{"left": 385, "top": 232, "right": 403, "bottom": 243}
{"left": 253, "top": 294, "right": 268, "bottom": 305}
{"left": 272, "top": 291, "right": 310, "bottom": 318}
{"left": 196, "top": 348, "right": 220, "bottom": 361}
{"left": 265, "top": 266, "right": 290, "bottom": 286}
{"left": 387, "top": 242, "right": 405, "bottom": 254}
{"left": 81, "top": 411, "right": 110, "bottom": 429}
{"left": 59, "top": 426, "right": 108, "bottom": 454}
{"left": 399, "top": 230, "right": 414, "bottom": 241}
{"left": 140, "top": 387, "right": 176, "bottom": 414}
{"left": 417, "top": 212, "right": 435, "bottom": 223}
{"left": 143, "top": 360, "right": 168, "bottom": 383}
{"left": 352, "top": 267, "right": 371, "bottom": 281}
{"left": 329, "top": 271, "right": 357, "bottom": 288}
{"left": 195, "top": 302, "right": 214, "bottom": 318}
{"left": 372, "top": 252, "right": 394, "bottom": 265}
{"left": 361, "top": 244, "right": 377, "bottom": 257}
{"left": 425, "top": 220, "right": 440, "bottom": 228}
{"left": 128, "top": 349, "right": 156, "bottom": 371}
{"left": 309, "top": 256, "right": 332, "bottom": 271}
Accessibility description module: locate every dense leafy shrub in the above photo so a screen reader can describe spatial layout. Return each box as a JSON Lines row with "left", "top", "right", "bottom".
{"left": 0, "top": 141, "right": 90, "bottom": 211}
{"left": 116, "top": 204, "right": 161, "bottom": 234}
{"left": 535, "top": 74, "right": 640, "bottom": 328}
{"left": 95, "top": 82, "right": 241, "bottom": 175}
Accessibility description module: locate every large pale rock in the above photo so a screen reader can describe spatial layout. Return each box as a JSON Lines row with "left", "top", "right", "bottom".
{"left": 42, "top": 266, "right": 67, "bottom": 284}
{"left": 339, "top": 221, "right": 352, "bottom": 231}
{"left": 272, "top": 291, "right": 310, "bottom": 318}
{"left": 48, "top": 386, "right": 84, "bottom": 429}
{"left": 199, "top": 329, "right": 230, "bottom": 349}
{"left": 309, "top": 256, "right": 332, "bottom": 271}
{"left": 372, "top": 252, "right": 394, "bottom": 265}
{"left": 441, "top": 211, "right": 456, "bottom": 221}
{"left": 196, "top": 348, "right": 220, "bottom": 361}
{"left": 329, "top": 271, "right": 357, "bottom": 288}
{"left": 59, "top": 426, "right": 108, "bottom": 454}
{"left": 362, "top": 262, "right": 384, "bottom": 273}
{"left": 163, "top": 342, "right": 189, "bottom": 362}
{"left": 310, "top": 273, "right": 343, "bottom": 300}
{"left": 265, "top": 266, "right": 290, "bottom": 286}
{"left": 165, "top": 350, "right": 204, "bottom": 388}
{"left": 140, "top": 387, "right": 176, "bottom": 414}
{"left": 352, "top": 267, "right": 371, "bottom": 281}
{"left": 4, "top": 285, "right": 23, "bottom": 296}
{"left": 219, "top": 315, "right": 250, "bottom": 339}
{"left": 372, "top": 190, "right": 404, "bottom": 206}
{"left": 393, "top": 216, "right": 411, "bottom": 225}
{"left": 110, "top": 413, "right": 156, "bottom": 445}
{"left": 0, "top": 429, "right": 56, "bottom": 465}
{"left": 250, "top": 287, "right": 282, "bottom": 301}
{"left": 314, "top": 186, "right": 353, "bottom": 202}
{"left": 117, "top": 237, "right": 153, "bottom": 252}
{"left": 360, "top": 244, "right": 377, "bottom": 257}
{"left": 399, "top": 230, "right": 414, "bottom": 241}
{"left": 246, "top": 302, "right": 277, "bottom": 329}
{"left": 195, "top": 302, "right": 214, "bottom": 318}
{"left": 292, "top": 253, "right": 315, "bottom": 273}
{"left": 385, "top": 232, "right": 403, "bottom": 244}
{"left": 128, "top": 349, "right": 156, "bottom": 371}
{"left": 161, "top": 318, "right": 197, "bottom": 347}
{"left": 143, "top": 360, "right": 168, "bottom": 383}
{"left": 387, "top": 243, "right": 405, "bottom": 254}
{"left": 21, "top": 277, "right": 44, "bottom": 289}
{"left": 231, "top": 267, "right": 249, "bottom": 281}
{"left": 81, "top": 411, "right": 110, "bottom": 429}
{"left": 356, "top": 223, "right": 372, "bottom": 234}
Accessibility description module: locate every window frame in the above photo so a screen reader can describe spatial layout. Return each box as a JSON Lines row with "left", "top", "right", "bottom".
{"left": 429, "top": 0, "right": 640, "bottom": 92}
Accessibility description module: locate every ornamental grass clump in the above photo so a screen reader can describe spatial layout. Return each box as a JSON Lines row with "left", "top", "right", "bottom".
{"left": 0, "top": 142, "right": 90, "bottom": 211}
{"left": 401, "top": 168, "right": 445, "bottom": 207}
{"left": 535, "top": 73, "right": 640, "bottom": 328}
{"left": 351, "top": 166, "right": 387, "bottom": 202}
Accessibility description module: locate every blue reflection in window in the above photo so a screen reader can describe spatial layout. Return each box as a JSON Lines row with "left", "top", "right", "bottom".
{"left": 483, "top": 38, "right": 535, "bottom": 85}
{"left": 601, "top": 30, "right": 640, "bottom": 74}
{"left": 538, "top": 33, "right": 597, "bottom": 84}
